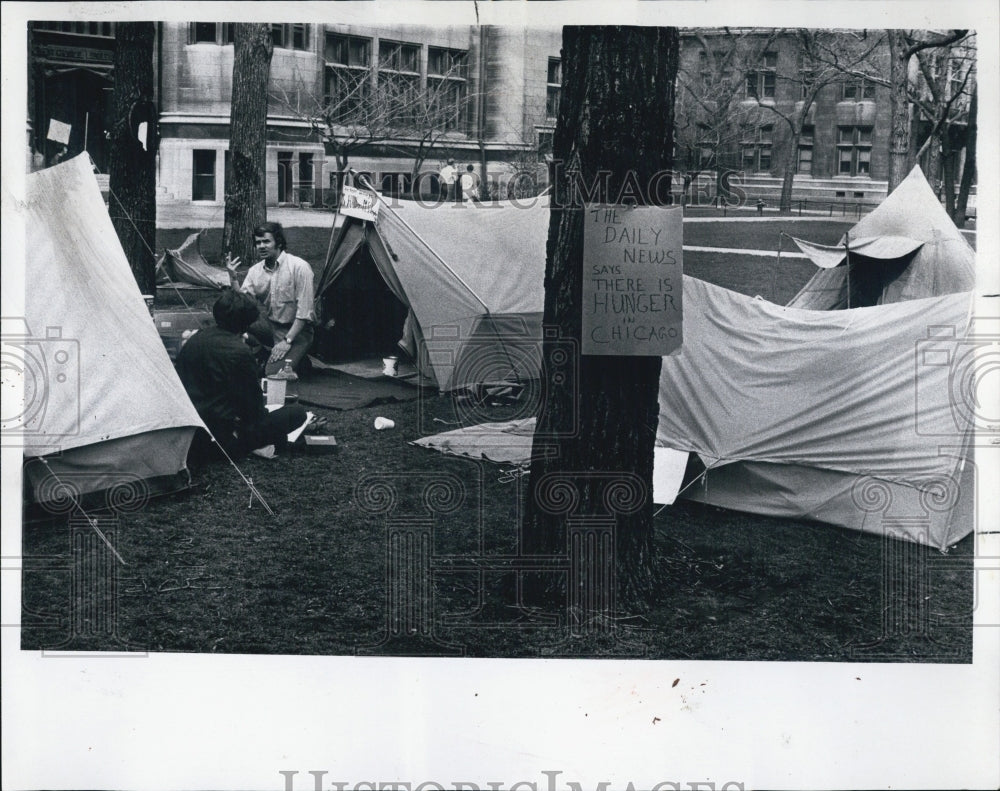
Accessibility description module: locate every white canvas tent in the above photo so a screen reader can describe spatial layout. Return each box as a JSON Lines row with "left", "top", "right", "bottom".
{"left": 655, "top": 278, "right": 974, "bottom": 550}
{"left": 19, "top": 155, "right": 204, "bottom": 511}
{"left": 787, "top": 165, "right": 976, "bottom": 309}
{"left": 316, "top": 196, "right": 549, "bottom": 391}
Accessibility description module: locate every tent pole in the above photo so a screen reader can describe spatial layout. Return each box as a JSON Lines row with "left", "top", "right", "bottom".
{"left": 776, "top": 232, "right": 783, "bottom": 300}
{"left": 844, "top": 230, "right": 851, "bottom": 309}
{"left": 351, "top": 169, "right": 523, "bottom": 388}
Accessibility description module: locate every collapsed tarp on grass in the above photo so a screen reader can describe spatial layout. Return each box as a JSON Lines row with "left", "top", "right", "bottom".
{"left": 156, "top": 230, "right": 229, "bottom": 290}
{"left": 296, "top": 368, "right": 424, "bottom": 411}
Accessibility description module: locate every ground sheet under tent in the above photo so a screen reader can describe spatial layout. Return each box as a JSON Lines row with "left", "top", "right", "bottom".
{"left": 296, "top": 363, "right": 426, "bottom": 410}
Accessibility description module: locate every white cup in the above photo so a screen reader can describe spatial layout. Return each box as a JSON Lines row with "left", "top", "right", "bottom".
{"left": 374, "top": 416, "right": 395, "bottom": 430}
{"left": 261, "top": 376, "right": 286, "bottom": 407}
{"left": 382, "top": 356, "right": 399, "bottom": 376}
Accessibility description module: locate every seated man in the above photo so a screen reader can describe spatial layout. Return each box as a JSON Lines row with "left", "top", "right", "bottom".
{"left": 177, "top": 289, "right": 308, "bottom": 459}
{"left": 227, "top": 221, "right": 315, "bottom": 377}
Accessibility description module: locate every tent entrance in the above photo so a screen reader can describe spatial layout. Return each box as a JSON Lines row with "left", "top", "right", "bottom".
{"left": 845, "top": 252, "right": 917, "bottom": 308}
{"left": 313, "top": 245, "right": 408, "bottom": 362}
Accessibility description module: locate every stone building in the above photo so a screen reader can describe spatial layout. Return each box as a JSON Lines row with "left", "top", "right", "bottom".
{"left": 28, "top": 21, "right": 562, "bottom": 207}
{"left": 675, "top": 29, "right": 895, "bottom": 207}
{"left": 27, "top": 23, "right": 972, "bottom": 209}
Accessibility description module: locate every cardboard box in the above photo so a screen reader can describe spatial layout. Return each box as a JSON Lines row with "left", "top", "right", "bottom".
{"left": 300, "top": 435, "right": 338, "bottom": 454}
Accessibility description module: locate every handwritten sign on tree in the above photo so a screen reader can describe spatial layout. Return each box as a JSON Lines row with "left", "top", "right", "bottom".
{"left": 582, "top": 205, "right": 683, "bottom": 355}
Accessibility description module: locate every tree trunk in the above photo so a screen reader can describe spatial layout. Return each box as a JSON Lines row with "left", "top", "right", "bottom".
{"left": 523, "top": 27, "right": 679, "bottom": 615}
{"left": 941, "top": 124, "right": 957, "bottom": 220}
{"left": 955, "top": 88, "right": 976, "bottom": 229}
{"left": 887, "top": 30, "right": 912, "bottom": 193}
{"left": 108, "top": 22, "right": 157, "bottom": 296}
{"left": 779, "top": 127, "right": 800, "bottom": 214}
{"left": 223, "top": 24, "right": 273, "bottom": 269}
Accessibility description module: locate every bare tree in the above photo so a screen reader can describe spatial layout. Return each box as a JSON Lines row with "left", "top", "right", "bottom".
{"left": 954, "top": 86, "right": 976, "bottom": 228}
{"left": 273, "top": 57, "right": 473, "bottom": 200}
{"left": 108, "top": 22, "right": 157, "bottom": 295}
{"left": 886, "top": 29, "right": 969, "bottom": 191}
{"left": 911, "top": 37, "right": 976, "bottom": 224}
{"left": 674, "top": 30, "right": 763, "bottom": 205}
{"left": 223, "top": 24, "right": 273, "bottom": 269}
{"left": 749, "top": 29, "right": 883, "bottom": 213}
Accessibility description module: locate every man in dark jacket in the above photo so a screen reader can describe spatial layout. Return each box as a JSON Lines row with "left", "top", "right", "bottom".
{"left": 177, "top": 289, "right": 308, "bottom": 459}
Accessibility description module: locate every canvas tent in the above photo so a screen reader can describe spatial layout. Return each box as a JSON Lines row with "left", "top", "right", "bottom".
{"left": 19, "top": 155, "right": 204, "bottom": 511}
{"left": 415, "top": 275, "right": 975, "bottom": 549}
{"left": 655, "top": 277, "right": 974, "bottom": 550}
{"left": 316, "top": 196, "right": 549, "bottom": 391}
{"left": 787, "top": 165, "right": 976, "bottom": 309}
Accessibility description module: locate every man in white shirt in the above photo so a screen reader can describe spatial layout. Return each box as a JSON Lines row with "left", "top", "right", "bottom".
{"left": 227, "top": 221, "right": 315, "bottom": 376}
{"left": 438, "top": 158, "right": 457, "bottom": 201}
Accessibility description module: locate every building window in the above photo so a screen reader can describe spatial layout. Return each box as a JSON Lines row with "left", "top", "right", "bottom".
{"left": 799, "top": 69, "right": 816, "bottom": 99}
{"left": 192, "top": 149, "right": 216, "bottom": 201}
{"left": 33, "top": 21, "right": 115, "bottom": 37}
{"left": 428, "top": 47, "right": 468, "bottom": 132}
{"left": 298, "top": 153, "right": 314, "bottom": 203}
{"left": 746, "top": 51, "right": 777, "bottom": 99}
{"left": 698, "top": 50, "right": 734, "bottom": 91}
{"left": 842, "top": 78, "right": 876, "bottom": 100}
{"left": 797, "top": 124, "right": 814, "bottom": 174}
{"left": 378, "top": 40, "right": 420, "bottom": 125}
{"left": 837, "top": 126, "right": 873, "bottom": 175}
{"left": 277, "top": 151, "right": 294, "bottom": 204}
{"left": 537, "top": 128, "right": 554, "bottom": 162}
{"left": 546, "top": 58, "right": 562, "bottom": 119}
{"left": 324, "top": 34, "right": 371, "bottom": 123}
{"left": 188, "top": 23, "right": 235, "bottom": 45}
{"left": 191, "top": 23, "right": 219, "bottom": 44}
{"left": 272, "top": 23, "right": 310, "bottom": 51}
{"left": 741, "top": 124, "right": 773, "bottom": 172}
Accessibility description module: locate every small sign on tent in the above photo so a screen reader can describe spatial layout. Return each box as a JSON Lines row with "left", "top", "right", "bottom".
{"left": 582, "top": 204, "right": 683, "bottom": 356}
{"left": 340, "top": 185, "right": 380, "bottom": 222}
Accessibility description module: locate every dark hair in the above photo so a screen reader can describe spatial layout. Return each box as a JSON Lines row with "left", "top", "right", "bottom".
{"left": 213, "top": 289, "right": 260, "bottom": 334}
{"left": 253, "top": 221, "right": 287, "bottom": 251}
{"left": 466, "top": 164, "right": 475, "bottom": 172}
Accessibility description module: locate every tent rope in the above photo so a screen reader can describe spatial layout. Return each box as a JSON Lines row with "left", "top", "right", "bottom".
{"left": 105, "top": 187, "right": 273, "bottom": 515}
{"left": 204, "top": 432, "right": 276, "bottom": 515}
{"left": 653, "top": 459, "right": 719, "bottom": 517}
{"left": 350, "top": 169, "right": 492, "bottom": 315}
{"left": 35, "top": 459, "right": 128, "bottom": 566}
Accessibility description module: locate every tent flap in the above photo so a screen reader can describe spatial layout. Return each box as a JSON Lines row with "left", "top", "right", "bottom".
{"left": 788, "top": 166, "right": 975, "bottom": 308}
{"left": 789, "top": 235, "right": 925, "bottom": 269}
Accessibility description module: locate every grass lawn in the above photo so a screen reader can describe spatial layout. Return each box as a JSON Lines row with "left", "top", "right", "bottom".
{"left": 155, "top": 217, "right": 854, "bottom": 272}
{"left": 20, "top": 218, "right": 974, "bottom": 660}
{"left": 20, "top": 390, "right": 974, "bottom": 660}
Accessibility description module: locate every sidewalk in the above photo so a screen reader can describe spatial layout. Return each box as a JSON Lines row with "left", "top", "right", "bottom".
{"left": 157, "top": 200, "right": 337, "bottom": 229}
